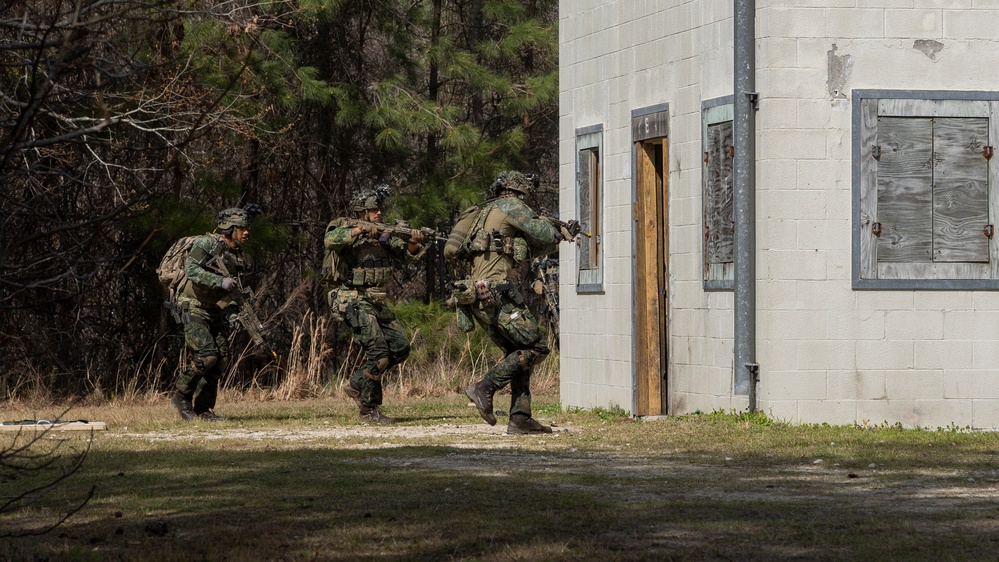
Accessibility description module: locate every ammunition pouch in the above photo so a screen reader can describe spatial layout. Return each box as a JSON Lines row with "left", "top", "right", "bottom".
{"left": 457, "top": 279, "right": 513, "bottom": 308}
{"left": 168, "top": 299, "right": 192, "bottom": 324}
{"left": 451, "top": 280, "right": 478, "bottom": 305}
{"left": 328, "top": 288, "right": 359, "bottom": 322}
{"left": 164, "top": 300, "right": 183, "bottom": 324}
{"left": 512, "top": 238, "right": 529, "bottom": 263}
{"left": 348, "top": 258, "right": 393, "bottom": 287}
{"left": 466, "top": 229, "right": 527, "bottom": 263}
{"left": 469, "top": 228, "right": 492, "bottom": 253}
{"left": 363, "top": 286, "right": 387, "bottom": 305}
{"left": 455, "top": 304, "right": 475, "bottom": 333}
{"left": 450, "top": 281, "right": 478, "bottom": 332}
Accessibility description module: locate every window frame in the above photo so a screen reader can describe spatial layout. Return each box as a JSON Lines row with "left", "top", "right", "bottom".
{"left": 852, "top": 89, "right": 999, "bottom": 290}
{"left": 576, "top": 124, "right": 604, "bottom": 293}
{"left": 701, "top": 96, "right": 735, "bottom": 291}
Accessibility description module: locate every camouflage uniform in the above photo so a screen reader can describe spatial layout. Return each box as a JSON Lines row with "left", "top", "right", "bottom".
{"left": 324, "top": 190, "right": 424, "bottom": 421}
{"left": 445, "top": 171, "right": 558, "bottom": 433}
{"left": 173, "top": 209, "right": 251, "bottom": 420}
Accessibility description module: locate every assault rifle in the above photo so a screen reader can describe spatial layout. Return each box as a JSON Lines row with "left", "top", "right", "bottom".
{"left": 207, "top": 255, "right": 278, "bottom": 360}
{"left": 543, "top": 216, "right": 591, "bottom": 242}
{"left": 348, "top": 219, "right": 446, "bottom": 244}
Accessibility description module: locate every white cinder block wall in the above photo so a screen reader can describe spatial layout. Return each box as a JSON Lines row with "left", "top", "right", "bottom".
{"left": 559, "top": 0, "right": 999, "bottom": 428}
{"left": 757, "top": 1, "right": 999, "bottom": 428}
{"left": 559, "top": 1, "right": 741, "bottom": 414}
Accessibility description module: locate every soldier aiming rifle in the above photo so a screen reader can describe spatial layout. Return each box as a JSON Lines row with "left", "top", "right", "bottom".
{"left": 445, "top": 171, "right": 563, "bottom": 435}
{"left": 322, "top": 184, "right": 429, "bottom": 423}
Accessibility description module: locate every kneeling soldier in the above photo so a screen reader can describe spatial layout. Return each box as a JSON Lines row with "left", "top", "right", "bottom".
{"left": 323, "top": 185, "right": 426, "bottom": 423}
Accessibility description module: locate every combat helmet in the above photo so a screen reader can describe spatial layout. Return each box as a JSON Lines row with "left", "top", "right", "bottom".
{"left": 491, "top": 171, "right": 532, "bottom": 197}
{"left": 350, "top": 183, "right": 392, "bottom": 213}
{"left": 216, "top": 207, "right": 251, "bottom": 230}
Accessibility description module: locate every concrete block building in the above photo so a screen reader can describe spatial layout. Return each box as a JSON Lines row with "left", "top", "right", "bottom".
{"left": 558, "top": 0, "right": 999, "bottom": 428}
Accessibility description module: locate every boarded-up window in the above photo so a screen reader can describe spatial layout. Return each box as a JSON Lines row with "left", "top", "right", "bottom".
{"left": 876, "top": 117, "right": 988, "bottom": 265}
{"left": 856, "top": 94, "right": 999, "bottom": 288}
{"left": 576, "top": 125, "right": 603, "bottom": 291}
{"left": 702, "top": 100, "right": 735, "bottom": 289}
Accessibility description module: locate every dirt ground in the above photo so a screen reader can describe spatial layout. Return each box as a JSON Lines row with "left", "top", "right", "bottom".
{"left": 118, "top": 421, "right": 999, "bottom": 507}
{"left": 9, "top": 415, "right": 999, "bottom": 560}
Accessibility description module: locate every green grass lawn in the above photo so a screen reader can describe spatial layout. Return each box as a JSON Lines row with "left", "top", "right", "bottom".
{"left": 3, "top": 395, "right": 999, "bottom": 561}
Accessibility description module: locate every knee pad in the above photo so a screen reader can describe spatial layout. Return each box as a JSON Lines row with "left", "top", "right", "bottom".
{"left": 390, "top": 348, "right": 410, "bottom": 366}
{"left": 516, "top": 350, "right": 535, "bottom": 370}
{"left": 517, "top": 347, "right": 549, "bottom": 370}
{"left": 364, "top": 356, "right": 391, "bottom": 381}
{"left": 192, "top": 354, "right": 219, "bottom": 374}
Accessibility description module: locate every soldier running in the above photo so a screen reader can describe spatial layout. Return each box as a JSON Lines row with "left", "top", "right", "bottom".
{"left": 323, "top": 185, "right": 426, "bottom": 423}
{"left": 171, "top": 207, "right": 254, "bottom": 421}
{"left": 445, "top": 171, "right": 559, "bottom": 434}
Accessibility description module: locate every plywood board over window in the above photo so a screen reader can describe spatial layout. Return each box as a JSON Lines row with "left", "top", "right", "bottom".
{"left": 853, "top": 91, "right": 999, "bottom": 289}
{"left": 576, "top": 124, "right": 603, "bottom": 292}
{"left": 702, "top": 98, "right": 735, "bottom": 290}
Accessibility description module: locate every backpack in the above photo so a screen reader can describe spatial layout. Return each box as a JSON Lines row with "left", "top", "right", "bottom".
{"left": 156, "top": 233, "right": 224, "bottom": 304}
{"left": 444, "top": 201, "right": 495, "bottom": 260}
{"left": 320, "top": 219, "right": 349, "bottom": 284}
{"left": 157, "top": 235, "right": 198, "bottom": 304}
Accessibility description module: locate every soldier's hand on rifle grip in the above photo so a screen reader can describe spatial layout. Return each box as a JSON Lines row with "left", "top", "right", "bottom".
{"left": 409, "top": 229, "right": 426, "bottom": 244}
{"left": 221, "top": 277, "right": 238, "bottom": 291}
{"left": 228, "top": 313, "right": 241, "bottom": 330}
{"left": 351, "top": 224, "right": 376, "bottom": 239}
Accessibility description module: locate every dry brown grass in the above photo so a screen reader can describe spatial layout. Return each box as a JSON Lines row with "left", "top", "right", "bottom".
{"left": 3, "top": 300, "right": 559, "bottom": 413}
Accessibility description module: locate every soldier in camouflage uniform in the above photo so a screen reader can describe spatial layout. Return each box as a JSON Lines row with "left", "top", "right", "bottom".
{"left": 171, "top": 208, "right": 253, "bottom": 421}
{"left": 324, "top": 186, "right": 426, "bottom": 423}
{"left": 444, "top": 171, "right": 559, "bottom": 434}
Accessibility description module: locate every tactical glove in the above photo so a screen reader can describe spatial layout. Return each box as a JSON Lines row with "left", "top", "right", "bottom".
{"left": 221, "top": 277, "right": 238, "bottom": 291}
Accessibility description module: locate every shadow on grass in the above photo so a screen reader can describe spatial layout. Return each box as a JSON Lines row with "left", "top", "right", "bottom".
{"left": 4, "top": 442, "right": 999, "bottom": 561}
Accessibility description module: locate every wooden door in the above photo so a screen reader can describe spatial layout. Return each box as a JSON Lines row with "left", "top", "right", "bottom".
{"left": 635, "top": 140, "right": 668, "bottom": 415}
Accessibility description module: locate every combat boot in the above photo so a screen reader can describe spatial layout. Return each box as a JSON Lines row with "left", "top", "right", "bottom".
{"left": 343, "top": 381, "right": 363, "bottom": 408}
{"left": 359, "top": 406, "right": 395, "bottom": 424}
{"left": 507, "top": 413, "right": 552, "bottom": 435}
{"left": 196, "top": 409, "right": 227, "bottom": 422}
{"left": 464, "top": 379, "right": 499, "bottom": 425}
{"left": 171, "top": 391, "right": 196, "bottom": 420}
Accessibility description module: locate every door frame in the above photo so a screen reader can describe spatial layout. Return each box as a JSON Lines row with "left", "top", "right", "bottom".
{"left": 631, "top": 104, "right": 670, "bottom": 416}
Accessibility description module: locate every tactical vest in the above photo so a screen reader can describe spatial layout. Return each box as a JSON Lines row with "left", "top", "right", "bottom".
{"left": 347, "top": 258, "right": 394, "bottom": 287}
{"left": 446, "top": 200, "right": 528, "bottom": 263}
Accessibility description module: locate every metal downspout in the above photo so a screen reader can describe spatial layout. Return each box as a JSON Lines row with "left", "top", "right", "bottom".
{"left": 734, "top": 0, "right": 759, "bottom": 410}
